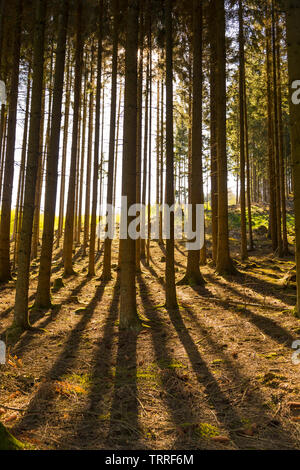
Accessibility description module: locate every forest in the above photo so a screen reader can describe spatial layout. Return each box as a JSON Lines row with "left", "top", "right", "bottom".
{"left": 0, "top": 0, "right": 300, "bottom": 453}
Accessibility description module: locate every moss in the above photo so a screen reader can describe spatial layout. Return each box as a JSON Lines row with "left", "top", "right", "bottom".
{"left": 0, "top": 422, "right": 25, "bottom": 450}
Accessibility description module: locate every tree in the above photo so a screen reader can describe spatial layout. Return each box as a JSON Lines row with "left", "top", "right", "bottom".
{"left": 0, "top": 0, "right": 22, "bottom": 282}
{"left": 35, "top": 0, "right": 69, "bottom": 308}
{"left": 119, "top": 0, "right": 141, "bottom": 330}
{"left": 88, "top": 0, "right": 104, "bottom": 277}
{"left": 179, "top": 0, "right": 205, "bottom": 286}
{"left": 165, "top": 0, "right": 178, "bottom": 308}
{"left": 102, "top": 0, "right": 119, "bottom": 281}
{"left": 285, "top": 0, "right": 300, "bottom": 317}
{"left": 215, "top": 0, "right": 236, "bottom": 275}
{"left": 63, "top": 0, "right": 83, "bottom": 275}
{"left": 238, "top": 0, "right": 248, "bottom": 260}
{"left": 13, "top": 0, "right": 46, "bottom": 330}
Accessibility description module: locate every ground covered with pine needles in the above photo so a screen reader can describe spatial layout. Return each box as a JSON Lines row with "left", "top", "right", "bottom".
{"left": 0, "top": 212, "right": 300, "bottom": 450}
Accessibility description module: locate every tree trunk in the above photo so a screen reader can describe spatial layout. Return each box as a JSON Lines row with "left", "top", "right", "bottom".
{"left": 215, "top": 0, "right": 235, "bottom": 275}
{"left": 209, "top": 0, "right": 218, "bottom": 265}
{"left": 63, "top": 0, "right": 83, "bottom": 275}
{"left": 88, "top": 0, "right": 103, "bottom": 277}
{"left": 286, "top": 0, "right": 300, "bottom": 317}
{"left": 14, "top": 0, "right": 46, "bottom": 329}
{"left": 119, "top": 0, "right": 141, "bottom": 330}
{"left": 0, "top": 0, "right": 22, "bottom": 282}
{"left": 57, "top": 47, "right": 71, "bottom": 245}
{"left": 102, "top": 0, "right": 119, "bottom": 280}
{"left": 179, "top": 0, "right": 205, "bottom": 286}
{"left": 0, "top": 422, "right": 24, "bottom": 450}
{"left": 83, "top": 44, "right": 95, "bottom": 252}
{"left": 35, "top": 0, "right": 68, "bottom": 308}
{"left": 165, "top": 0, "right": 178, "bottom": 308}
{"left": 238, "top": 0, "right": 248, "bottom": 260}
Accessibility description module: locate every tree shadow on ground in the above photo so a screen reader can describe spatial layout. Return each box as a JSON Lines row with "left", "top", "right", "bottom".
{"left": 11, "top": 281, "right": 107, "bottom": 440}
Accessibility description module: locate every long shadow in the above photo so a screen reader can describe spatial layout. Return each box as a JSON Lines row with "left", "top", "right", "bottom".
{"left": 239, "top": 270, "right": 296, "bottom": 307}
{"left": 0, "top": 293, "right": 35, "bottom": 321}
{"left": 7, "top": 275, "right": 92, "bottom": 359}
{"left": 54, "top": 276, "right": 120, "bottom": 449}
{"left": 164, "top": 307, "right": 245, "bottom": 446}
{"left": 193, "top": 277, "right": 296, "bottom": 347}
{"left": 180, "top": 303, "right": 298, "bottom": 449}
{"left": 107, "top": 325, "right": 141, "bottom": 448}
{"left": 137, "top": 274, "right": 205, "bottom": 448}
{"left": 214, "top": 264, "right": 296, "bottom": 308}
{"left": 12, "top": 281, "right": 107, "bottom": 437}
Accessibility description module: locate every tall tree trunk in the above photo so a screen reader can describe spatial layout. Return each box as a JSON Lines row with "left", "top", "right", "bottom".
{"left": 88, "top": 0, "right": 103, "bottom": 277}
{"left": 0, "top": 0, "right": 22, "bottom": 282}
{"left": 13, "top": 66, "right": 31, "bottom": 269}
{"left": 31, "top": 84, "right": 46, "bottom": 260}
{"left": 271, "top": 0, "right": 283, "bottom": 257}
{"left": 215, "top": 0, "right": 235, "bottom": 275}
{"left": 102, "top": 0, "right": 119, "bottom": 280}
{"left": 119, "top": 0, "right": 141, "bottom": 330}
{"left": 244, "top": 81, "right": 254, "bottom": 251}
{"left": 165, "top": 0, "right": 178, "bottom": 308}
{"left": 83, "top": 44, "right": 95, "bottom": 252}
{"left": 210, "top": 0, "right": 218, "bottom": 265}
{"left": 286, "top": 0, "right": 300, "bottom": 317}
{"left": 159, "top": 78, "right": 164, "bottom": 245}
{"left": 147, "top": 21, "right": 152, "bottom": 266}
{"left": 141, "top": 50, "right": 149, "bottom": 259}
{"left": 238, "top": 0, "right": 248, "bottom": 260}
{"left": 57, "top": 48, "right": 71, "bottom": 245}
{"left": 266, "top": 6, "right": 277, "bottom": 250}
{"left": 77, "top": 53, "right": 88, "bottom": 244}
{"left": 135, "top": 5, "right": 144, "bottom": 270}
{"left": 14, "top": 0, "right": 46, "bottom": 329}
{"left": 35, "top": 0, "right": 68, "bottom": 308}
{"left": 63, "top": 0, "right": 83, "bottom": 275}
{"left": 276, "top": 18, "right": 289, "bottom": 255}
{"left": 179, "top": 0, "right": 205, "bottom": 286}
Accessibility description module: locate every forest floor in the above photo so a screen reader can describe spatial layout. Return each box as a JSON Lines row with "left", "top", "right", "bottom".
{"left": 0, "top": 208, "right": 300, "bottom": 450}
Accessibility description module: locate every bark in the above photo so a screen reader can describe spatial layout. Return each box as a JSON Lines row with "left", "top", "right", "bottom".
{"left": 179, "top": 0, "right": 205, "bottom": 286}
{"left": 88, "top": 0, "right": 103, "bottom": 277}
{"left": 57, "top": 48, "right": 71, "bottom": 245}
{"left": 135, "top": 5, "right": 143, "bottom": 269}
{"left": 215, "top": 0, "right": 235, "bottom": 275}
{"left": 210, "top": 0, "right": 218, "bottom": 265}
{"left": 63, "top": 0, "right": 83, "bottom": 275}
{"left": 165, "top": 0, "right": 178, "bottom": 308}
{"left": 35, "top": 0, "right": 68, "bottom": 308}
{"left": 83, "top": 45, "right": 95, "bottom": 251}
{"left": 14, "top": 0, "right": 46, "bottom": 329}
{"left": 266, "top": 8, "right": 277, "bottom": 250}
{"left": 13, "top": 67, "right": 31, "bottom": 269}
{"left": 238, "top": 0, "right": 248, "bottom": 260}
{"left": 271, "top": 0, "right": 283, "bottom": 257}
{"left": 119, "top": 0, "right": 141, "bottom": 330}
{"left": 77, "top": 53, "right": 88, "bottom": 244}
{"left": 0, "top": 0, "right": 22, "bottom": 282}
{"left": 286, "top": 0, "right": 300, "bottom": 316}
{"left": 102, "top": 0, "right": 119, "bottom": 280}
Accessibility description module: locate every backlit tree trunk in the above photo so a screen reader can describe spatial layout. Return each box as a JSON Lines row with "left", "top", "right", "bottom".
{"left": 14, "top": 0, "right": 46, "bottom": 329}
{"left": 119, "top": 0, "right": 141, "bottom": 330}
{"left": 35, "top": 0, "right": 68, "bottom": 308}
